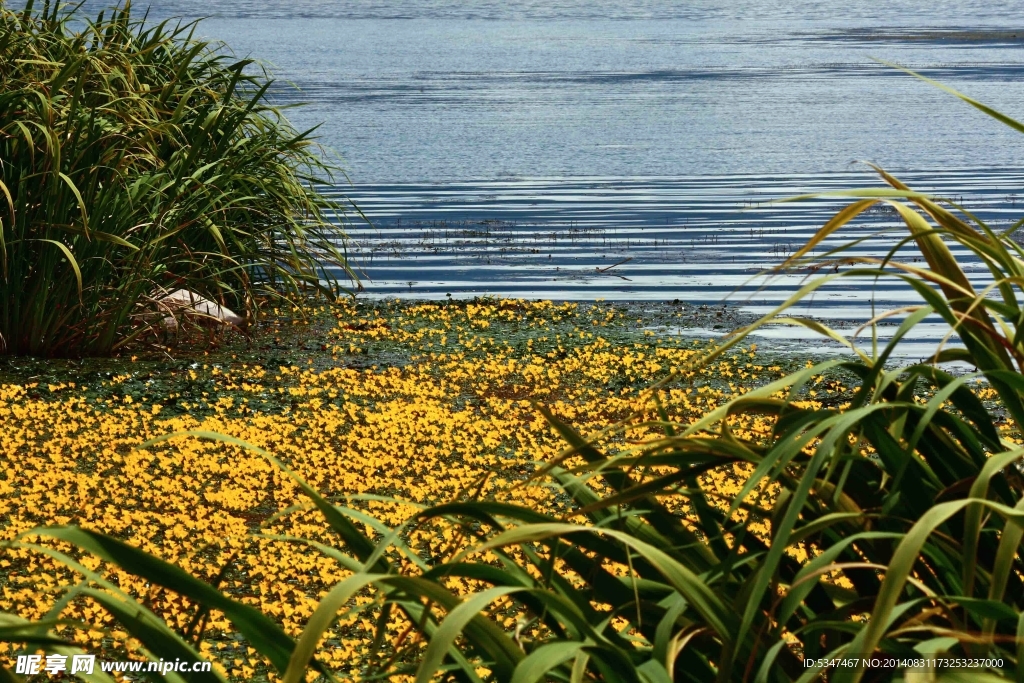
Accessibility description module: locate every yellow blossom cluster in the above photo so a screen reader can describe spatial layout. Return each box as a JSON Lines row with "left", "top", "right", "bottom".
{"left": 0, "top": 298, "right": 831, "bottom": 679}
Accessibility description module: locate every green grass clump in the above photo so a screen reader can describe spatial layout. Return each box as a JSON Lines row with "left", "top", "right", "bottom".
{"left": 0, "top": 0, "right": 353, "bottom": 357}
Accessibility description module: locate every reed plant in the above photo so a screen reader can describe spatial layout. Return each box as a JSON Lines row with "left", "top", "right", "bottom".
{"left": 0, "top": 0, "right": 353, "bottom": 357}
{"left": 6, "top": 72, "right": 1024, "bottom": 682}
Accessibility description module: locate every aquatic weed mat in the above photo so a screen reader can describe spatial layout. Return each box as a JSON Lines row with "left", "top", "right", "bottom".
{"left": 0, "top": 298, "right": 851, "bottom": 678}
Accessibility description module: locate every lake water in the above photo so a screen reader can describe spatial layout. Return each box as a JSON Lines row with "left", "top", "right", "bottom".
{"left": 83, "top": 1, "right": 1024, "bottom": 327}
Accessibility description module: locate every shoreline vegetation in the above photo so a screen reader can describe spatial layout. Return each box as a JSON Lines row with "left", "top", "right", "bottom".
{"left": 2, "top": 298, "right": 851, "bottom": 680}
{"left": 0, "top": 0, "right": 354, "bottom": 358}
{"left": 5, "top": 3, "right": 1024, "bottom": 682}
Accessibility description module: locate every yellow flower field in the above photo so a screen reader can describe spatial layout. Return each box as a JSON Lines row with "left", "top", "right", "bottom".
{"left": 0, "top": 299, "right": 836, "bottom": 679}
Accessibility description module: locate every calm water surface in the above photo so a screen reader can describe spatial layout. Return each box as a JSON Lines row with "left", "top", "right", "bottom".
{"left": 125, "top": 0, "right": 1024, "bottom": 182}
{"left": 90, "top": 1, "right": 1024, "bottom": 336}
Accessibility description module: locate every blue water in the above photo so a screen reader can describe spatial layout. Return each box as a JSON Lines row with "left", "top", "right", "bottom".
{"left": 79, "top": 1, "right": 1024, "bottom": 317}
{"left": 327, "top": 171, "right": 1023, "bottom": 308}
{"left": 111, "top": 0, "right": 1024, "bottom": 182}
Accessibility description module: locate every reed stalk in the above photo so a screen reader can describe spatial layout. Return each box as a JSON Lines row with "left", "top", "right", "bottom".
{"left": 0, "top": 0, "right": 354, "bottom": 356}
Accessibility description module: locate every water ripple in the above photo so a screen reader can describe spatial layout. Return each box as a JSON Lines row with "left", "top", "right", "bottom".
{"left": 332, "top": 170, "right": 1024, "bottom": 326}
